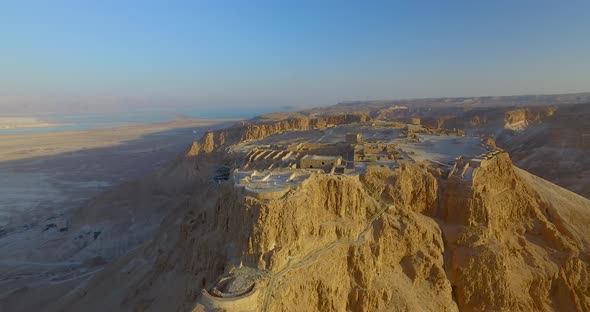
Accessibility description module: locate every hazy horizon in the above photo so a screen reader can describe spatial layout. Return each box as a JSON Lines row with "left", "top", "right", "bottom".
{"left": 2, "top": 1, "right": 590, "bottom": 114}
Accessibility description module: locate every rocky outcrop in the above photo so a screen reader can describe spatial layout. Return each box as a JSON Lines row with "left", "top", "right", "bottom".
{"left": 49, "top": 152, "right": 590, "bottom": 312}
{"left": 232, "top": 172, "right": 455, "bottom": 311}
{"left": 360, "top": 164, "right": 439, "bottom": 214}
{"left": 504, "top": 106, "right": 559, "bottom": 131}
{"left": 185, "top": 131, "right": 224, "bottom": 157}
{"left": 186, "top": 142, "right": 202, "bottom": 157}
{"left": 188, "top": 155, "right": 585, "bottom": 312}
{"left": 239, "top": 118, "right": 321, "bottom": 142}
{"left": 496, "top": 104, "right": 589, "bottom": 198}
{"left": 421, "top": 116, "right": 458, "bottom": 129}
{"left": 486, "top": 136, "right": 496, "bottom": 148}
{"left": 240, "top": 114, "right": 369, "bottom": 142}
{"left": 504, "top": 108, "right": 530, "bottom": 130}
{"left": 439, "top": 153, "right": 590, "bottom": 311}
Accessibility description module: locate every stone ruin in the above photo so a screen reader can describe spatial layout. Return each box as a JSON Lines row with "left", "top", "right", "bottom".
{"left": 448, "top": 149, "right": 504, "bottom": 181}
{"left": 199, "top": 267, "right": 265, "bottom": 311}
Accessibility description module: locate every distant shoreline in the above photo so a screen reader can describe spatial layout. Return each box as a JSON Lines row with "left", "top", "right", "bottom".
{"left": 0, "top": 117, "right": 238, "bottom": 162}
{"left": 0, "top": 117, "right": 74, "bottom": 131}
{"left": 0, "top": 108, "right": 274, "bottom": 134}
{"left": 0, "top": 112, "right": 245, "bottom": 134}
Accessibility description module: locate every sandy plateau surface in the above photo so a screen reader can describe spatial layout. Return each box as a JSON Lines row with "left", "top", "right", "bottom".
{"left": 398, "top": 135, "right": 486, "bottom": 165}
{"left": 0, "top": 117, "right": 234, "bottom": 302}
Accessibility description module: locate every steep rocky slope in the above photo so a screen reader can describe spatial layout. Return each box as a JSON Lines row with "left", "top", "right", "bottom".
{"left": 504, "top": 108, "right": 531, "bottom": 130}
{"left": 439, "top": 153, "right": 590, "bottom": 311}
{"left": 496, "top": 104, "right": 590, "bottom": 198}
{"left": 188, "top": 113, "right": 369, "bottom": 156}
{"left": 0, "top": 155, "right": 222, "bottom": 312}
{"left": 44, "top": 150, "right": 590, "bottom": 312}
{"left": 503, "top": 107, "right": 558, "bottom": 130}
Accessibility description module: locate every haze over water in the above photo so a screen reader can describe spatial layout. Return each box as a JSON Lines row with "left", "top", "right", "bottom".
{"left": 0, "top": 107, "right": 279, "bottom": 134}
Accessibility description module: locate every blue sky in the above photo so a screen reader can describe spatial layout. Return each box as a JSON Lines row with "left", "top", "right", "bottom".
{"left": 1, "top": 0, "right": 590, "bottom": 113}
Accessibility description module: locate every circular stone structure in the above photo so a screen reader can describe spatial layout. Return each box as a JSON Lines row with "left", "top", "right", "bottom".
{"left": 198, "top": 270, "right": 263, "bottom": 311}
{"left": 210, "top": 275, "right": 256, "bottom": 298}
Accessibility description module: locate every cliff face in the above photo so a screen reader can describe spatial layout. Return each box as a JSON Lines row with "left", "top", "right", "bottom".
{"left": 51, "top": 154, "right": 590, "bottom": 312}
{"left": 239, "top": 118, "right": 321, "bottom": 142}
{"left": 496, "top": 104, "right": 590, "bottom": 198}
{"left": 421, "top": 116, "right": 459, "bottom": 129}
{"left": 240, "top": 114, "right": 369, "bottom": 142}
{"left": 504, "top": 108, "right": 530, "bottom": 130}
{"left": 503, "top": 107, "right": 559, "bottom": 131}
{"left": 190, "top": 153, "right": 588, "bottom": 311}
{"left": 185, "top": 131, "right": 223, "bottom": 157}
{"left": 225, "top": 172, "right": 456, "bottom": 311}
{"left": 186, "top": 114, "right": 369, "bottom": 157}
{"left": 361, "top": 164, "right": 439, "bottom": 214}
{"left": 440, "top": 153, "right": 590, "bottom": 311}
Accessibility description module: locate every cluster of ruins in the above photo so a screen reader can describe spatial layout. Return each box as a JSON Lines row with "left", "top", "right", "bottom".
{"left": 233, "top": 133, "right": 405, "bottom": 194}
{"left": 395, "top": 117, "right": 466, "bottom": 136}
{"left": 231, "top": 121, "right": 484, "bottom": 195}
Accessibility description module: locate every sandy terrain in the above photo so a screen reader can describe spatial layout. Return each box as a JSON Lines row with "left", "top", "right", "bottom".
{"left": 0, "top": 117, "right": 235, "bottom": 303}
{"left": 0, "top": 117, "right": 234, "bottom": 226}
{"left": 0, "top": 117, "right": 234, "bottom": 161}
{"left": 398, "top": 135, "right": 487, "bottom": 165}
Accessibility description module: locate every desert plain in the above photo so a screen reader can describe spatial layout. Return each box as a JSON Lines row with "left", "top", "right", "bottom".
{"left": 0, "top": 117, "right": 234, "bottom": 307}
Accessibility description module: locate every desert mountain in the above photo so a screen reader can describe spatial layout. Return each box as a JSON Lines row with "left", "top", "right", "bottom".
{"left": 40, "top": 114, "right": 590, "bottom": 311}
{"left": 3, "top": 98, "right": 588, "bottom": 312}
